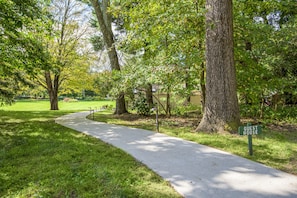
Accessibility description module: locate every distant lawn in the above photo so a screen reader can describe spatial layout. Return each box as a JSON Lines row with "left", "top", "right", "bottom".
{"left": 90, "top": 110, "right": 297, "bottom": 176}
{"left": 0, "top": 100, "right": 114, "bottom": 111}
{"left": 0, "top": 102, "right": 181, "bottom": 197}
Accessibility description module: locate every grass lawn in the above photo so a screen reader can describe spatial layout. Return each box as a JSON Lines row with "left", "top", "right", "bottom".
{"left": 0, "top": 101, "right": 181, "bottom": 197}
{"left": 0, "top": 100, "right": 114, "bottom": 111}
{"left": 90, "top": 111, "right": 297, "bottom": 176}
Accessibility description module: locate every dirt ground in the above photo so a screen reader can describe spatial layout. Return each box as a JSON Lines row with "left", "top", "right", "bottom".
{"left": 112, "top": 113, "right": 297, "bottom": 133}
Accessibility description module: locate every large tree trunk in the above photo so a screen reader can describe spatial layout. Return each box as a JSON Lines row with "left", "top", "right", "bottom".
{"left": 114, "top": 93, "right": 127, "bottom": 114}
{"left": 91, "top": 0, "right": 128, "bottom": 114}
{"left": 45, "top": 71, "right": 59, "bottom": 110}
{"left": 197, "top": 0, "right": 240, "bottom": 133}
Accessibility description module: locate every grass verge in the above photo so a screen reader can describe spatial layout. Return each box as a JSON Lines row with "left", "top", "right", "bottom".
{"left": 90, "top": 111, "right": 297, "bottom": 176}
{"left": 0, "top": 109, "right": 181, "bottom": 197}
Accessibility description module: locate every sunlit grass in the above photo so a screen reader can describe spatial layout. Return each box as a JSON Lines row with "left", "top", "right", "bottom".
{"left": 91, "top": 110, "right": 297, "bottom": 176}
{"left": 0, "top": 105, "right": 181, "bottom": 197}
{"left": 0, "top": 100, "right": 114, "bottom": 111}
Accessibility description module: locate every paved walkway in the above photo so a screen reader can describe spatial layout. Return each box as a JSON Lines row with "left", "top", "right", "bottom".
{"left": 55, "top": 111, "right": 297, "bottom": 198}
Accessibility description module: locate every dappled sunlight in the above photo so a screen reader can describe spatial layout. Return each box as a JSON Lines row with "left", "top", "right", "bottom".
{"left": 0, "top": 115, "right": 25, "bottom": 123}
{"left": 1, "top": 118, "right": 25, "bottom": 123}
{"left": 55, "top": 111, "right": 297, "bottom": 198}
{"left": 212, "top": 168, "right": 297, "bottom": 197}
{"left": 128, "top": 134, "right": 178, "bottom": 152}
{"left": 29, "top": 118, "right": 52, "bottom": 122}
{"left": 1, "top": 110, "right": 181, "bottom": 198}
{"left": 9, "top": 182, "right": 47, "bottom": 197}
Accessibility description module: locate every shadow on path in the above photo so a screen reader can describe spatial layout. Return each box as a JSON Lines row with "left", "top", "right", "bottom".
{"left": 56, "top": 112, "right": 297, "bottom": 198}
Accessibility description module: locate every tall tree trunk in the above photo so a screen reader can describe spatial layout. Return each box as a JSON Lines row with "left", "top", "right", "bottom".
{"left": 91, "top": 0, "right": 127, "bottom": 114}
{"left": 197, "top": 0, "right": 240, "bottom": 133}
{"left": 166, "top": 89, "right": 171, "bottom": 117}
{"left": 45, "top": 71, "right": 59, "bottom": 110}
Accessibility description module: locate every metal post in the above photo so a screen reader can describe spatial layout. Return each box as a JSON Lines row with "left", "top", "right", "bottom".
{"left": 156, "top": 105, "right": 159, "bottom": 132}
{"left": 247, "top": 123, "right": 253, "bottom": 156}
{"left": 89, "top": 107, "right": 94, "bottom": 120}
{"left": 248, "top": 135, "right": 253, "bottom": 156}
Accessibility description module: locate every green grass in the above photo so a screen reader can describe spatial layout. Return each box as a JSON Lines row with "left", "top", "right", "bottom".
{"left": 0, "top": 100, "right": 114, "bottom": 111}
{"left": 0, "top": 102, "right": 181, "bottom": 197}
{"left": 91, "top": 110, "right": 297, "bottom": 176}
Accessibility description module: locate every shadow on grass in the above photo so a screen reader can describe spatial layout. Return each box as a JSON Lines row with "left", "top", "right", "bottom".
{"left": 0, "top": 111, "right": 181, "bottom": 198}
{"left": 61, "top": 112, "right": 297, "bottom": 197}
{"left": 92, "top": 111, "right": 297, "bottom": 176}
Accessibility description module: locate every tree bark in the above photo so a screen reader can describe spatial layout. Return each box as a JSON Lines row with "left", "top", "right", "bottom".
{"left": 145, "top": 83, "right": 154, "bottom": 108}
{"left": 45, "top": 71, "right": 59, "bottom": 110}
{"left": 166, "top": 90, "right": 171, "bottom": 117}
{"left": 197, "top": 0, "right": 240, "bottom": 133}
{"left": 114, "top": 93, "right": 127, "bottom": 114}
{"left": 200, "top": 63, "right": 206, "bottom": 112}
{"left": 91, "top": 0, "right": 128, "bottom": 114}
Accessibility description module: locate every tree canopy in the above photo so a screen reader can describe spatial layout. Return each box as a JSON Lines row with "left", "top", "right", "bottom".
{"left": 0, "top": 0, "right": 48, "bottom": 104}
{"left": 2, "top": 0, "right": 297, "bottom": 131}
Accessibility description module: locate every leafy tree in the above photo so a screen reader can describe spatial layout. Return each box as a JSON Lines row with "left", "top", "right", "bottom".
{"left": 234, "top": 0, "right": 297, "bottom": 117}
{"left": 32, "top": 0, "right": 91, "bottom": 110}
{"left": 92, "top": 70, "right": 113, "bottom": 98}
{"left": 197, "top": 0, "right": 240, "bottom": 133}
{"left": 60, "top": 55, "right": 95, "bottom": 98}
{"left": 0, "top": 0, "right": 47, "bottom": 104}
{"left": 114, "top": 0, "right": 205, "bottom": 115}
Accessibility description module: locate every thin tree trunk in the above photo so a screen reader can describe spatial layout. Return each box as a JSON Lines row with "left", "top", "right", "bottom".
{"left": 197, "top": 0, "right": 240, "bottom": 133}
{"left": 166, "top": 90, "right": 171, "bottom": 117}
{"left": 146, "top": 83, "right": 154, "bottom": 108}
{"left": 49, "top": 91, "right": 59, "bottom": 110}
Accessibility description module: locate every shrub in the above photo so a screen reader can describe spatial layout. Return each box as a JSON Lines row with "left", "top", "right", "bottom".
{"left": 132, "top": 93, "right": 151, "bottom": 116}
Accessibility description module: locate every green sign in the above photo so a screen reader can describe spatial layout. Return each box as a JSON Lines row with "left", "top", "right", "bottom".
{"left": 238, "top": 125, "right": 262, "bottom": 136}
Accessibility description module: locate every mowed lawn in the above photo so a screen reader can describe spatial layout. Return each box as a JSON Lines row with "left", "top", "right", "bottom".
{"left": 0, "top": 100, "right": 113, "bottom": 111}
{"left": 0, "top": 100, "right": 181, "bottom": 198}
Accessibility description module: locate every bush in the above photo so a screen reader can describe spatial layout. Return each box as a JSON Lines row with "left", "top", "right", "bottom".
{"left": 172, "top": 103, "right": 201, "bottom": 116}
{"left": 240, "top": 104, "right": 297, "bottom": 123}
{"left": 132, "top": 94, "right": 151, "bottom": 116}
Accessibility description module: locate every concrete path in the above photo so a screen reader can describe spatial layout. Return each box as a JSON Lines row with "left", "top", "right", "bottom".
{"left": 55, "top": 111, "right": 297, "bottom": 198}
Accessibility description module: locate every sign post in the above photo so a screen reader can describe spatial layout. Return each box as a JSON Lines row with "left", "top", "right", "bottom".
{"left": 248, "top": 134, "right": 253, "bottom": 155}
{"left": 238, "top": 123, "right": 262, "bottom": 156}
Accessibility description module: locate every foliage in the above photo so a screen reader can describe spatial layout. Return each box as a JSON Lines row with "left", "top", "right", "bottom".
{"left": 31, "top": 0, "right": 94, "bottom": 110}
{"left": 111, "top": 0, "right": 205, "bottom": 101}
{"left": 172, "top": 103, "right": 201, "bottom": 116}
{"left": 240, "top": 104, "right": 297, "bottom": 124}
{"left": 92, "top": 70, "right": 114, "bottom": 98}
{"left": 0, "top": 0, "right": 48, "bottom": 104}
{"left": 132, "top": 93, "right": 151, "bottom": 116}
{"left": 0, "top": 110, "right": 180, "bottom": 197}
{"left": 234, "top": 0, "right": 297, "bottom": 105}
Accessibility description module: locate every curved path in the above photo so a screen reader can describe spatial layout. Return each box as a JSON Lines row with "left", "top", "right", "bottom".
{"left": 55, "top": 111, "right": 297, "bottom": 198}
